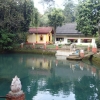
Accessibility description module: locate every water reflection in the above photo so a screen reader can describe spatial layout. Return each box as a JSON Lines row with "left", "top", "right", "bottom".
{"left": 26, "top": 57, "right": 51, "bottom": 70}
{"left": 0, "top": 54, "right": 100, "bottom": 100}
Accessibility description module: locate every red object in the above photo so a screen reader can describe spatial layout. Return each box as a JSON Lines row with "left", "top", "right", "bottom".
{"left": 80, "top": 53, "right": 84, "bottom": 58}
{"left": 29, "top": 27, "right": 54, "bottom": 34}
{"left": 91, "top": 67, "right": 96, "bottom": 73}
{"left": 20, "top": 43, "right": 23, "bottom": 48}
{"left": 44, "top": 44, "right": 46, "bottom": 49}
{"left": 56, "top": 46, "right": 58, "bottom": 50}
{"left": 6, "top": 93, "right": 25, "bottom": 100}
{"left": 33, "top": 43, "right": 35, "bottom": 48}
{"left": 92, "top": 48, "right": 97, "bottom": 53}
{"left": 87, "top": 46, "right": 90, "bottom": 52}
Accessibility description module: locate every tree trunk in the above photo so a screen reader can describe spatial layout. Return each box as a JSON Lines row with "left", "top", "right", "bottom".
{"left": 53, "top": 26, "right": 56, "bottom": 44}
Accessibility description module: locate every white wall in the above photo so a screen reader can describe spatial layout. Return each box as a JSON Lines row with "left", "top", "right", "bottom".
{"left": 55, "top": 37, "right": 96, "bottom": 46}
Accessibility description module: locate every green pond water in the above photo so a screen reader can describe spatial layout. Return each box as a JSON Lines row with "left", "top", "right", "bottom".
{"left": 0, "top": 53, "right": 100, "bottom": 100}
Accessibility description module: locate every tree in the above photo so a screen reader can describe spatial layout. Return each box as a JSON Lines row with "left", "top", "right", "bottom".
{"left": 39, "top": 0, "right": 55, "bottom": 9}
{"left": 63, "top": 0, "right": 76, "bottom": 23}
{"left": 76, "top": 0, "right": 100, "bottom": 36}
{"left": 0, "top": 0, "right": 34, "bottom": 51}
{"left": 48, "top": 8, "right": 65, "bottom": 43}
{"left": 34, "top": 9, "right": 39, "bottom": 27}
{"left": 0, "top": 30, "right": 15, "bottom": 51}
{"left": 39, "top": 13, "right": 49, "bottom": 27}
{"left": 0, "top": 0, "right": 34, "bottom": 33}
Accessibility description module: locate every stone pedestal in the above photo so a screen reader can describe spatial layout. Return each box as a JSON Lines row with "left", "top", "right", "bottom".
{"left": 6, "top": 91, "right": 25, "bottom": 100}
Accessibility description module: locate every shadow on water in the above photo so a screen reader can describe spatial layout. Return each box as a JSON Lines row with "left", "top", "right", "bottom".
{"left": 0, "top": 53, "right": 100, "bottom": 100}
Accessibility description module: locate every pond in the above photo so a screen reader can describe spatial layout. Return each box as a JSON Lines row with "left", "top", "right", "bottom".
{"left": 0, "top": 53, "right": 100, "bottom": 100}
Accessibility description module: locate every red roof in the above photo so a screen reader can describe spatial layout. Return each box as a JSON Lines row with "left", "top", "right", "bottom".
{"left": 29, "top": 27, "right": 54, "bottom": 34}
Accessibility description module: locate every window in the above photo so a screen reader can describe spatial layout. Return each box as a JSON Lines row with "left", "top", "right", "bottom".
{"left": 81, "top": 39, "right": 92, "bottom": 43}
{"left": 49, "top": 36, "right": 50, "bottom": 41}
{"left": 56, "top": 38, "right": 64, "bottom": 41}
{"left": 40, "top": 35, "right": 43, "bottom": 41}
{"left": 68, "top": 39, "right": 78, "bottom": 43}
{"left": 40, "top": 62, "right": 42, "bottom": 68}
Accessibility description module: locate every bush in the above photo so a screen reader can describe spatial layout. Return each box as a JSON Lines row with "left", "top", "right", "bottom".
{"left": 96, "top": 38, "right": 100, "bottom": 48}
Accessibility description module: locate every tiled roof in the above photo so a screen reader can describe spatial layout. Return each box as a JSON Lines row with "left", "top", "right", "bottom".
{"left": 29, "top": 27, "right": 54, "bottom": 34}
{"left": 56, "top": 23, "right": 81, "bottom": 35}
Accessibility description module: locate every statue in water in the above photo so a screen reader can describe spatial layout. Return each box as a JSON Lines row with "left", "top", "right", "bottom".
{"left": 11, "top": 75, "right": 22, "bottom": 93}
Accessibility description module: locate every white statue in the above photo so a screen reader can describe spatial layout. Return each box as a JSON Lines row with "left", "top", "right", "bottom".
{"left": 11, "top": 75, "right": 22, "bottom": 93}
{"left": 70, "top": 43, "right": 76, "bottom": 52}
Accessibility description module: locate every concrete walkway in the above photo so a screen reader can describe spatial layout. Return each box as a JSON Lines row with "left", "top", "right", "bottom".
{"left": 55, "top": 50, "right": 74, "bottom": 60}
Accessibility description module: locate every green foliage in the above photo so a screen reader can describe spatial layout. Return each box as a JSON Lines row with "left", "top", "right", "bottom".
{"left": 14, "top": 32, "right": 28, "bottom": 44}
{"left": 39, "top": 0, "right": 55, "bottom": 8}
{"left": 0, "top": 30, "right": 15, "bottom": 51}
{"left": 0, "top": 0, "right": 35, "bottom": 51}
{"left": 48, "top": 8, "right": 65, "bottom": 42}
{"left": 48, "top": 8, "right": 65, "bottom": 28}
{"left": 39, "top": 12, "right": 49, "bottom": 26}
{"left": 76, "top": 0, "right": 100, "bottom": 36}
{"left": 63, "top": 0, "right": 77, "bottom": 23}
{"left": 30, "top": 8, "right": 39, "bottom": 27}
{"left": 34, "top": 9, "right": 39, "bottom": 27}
{"left": 0, "top": 0, "right": 34, "bottom": 33}
{"left": 96, "top": 38, "right": 100, "bottom": 48}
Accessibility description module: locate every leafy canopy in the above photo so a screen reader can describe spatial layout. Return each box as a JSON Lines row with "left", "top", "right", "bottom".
{"left": 48, "top": 8, "right": 65, "bottom": 28}
{"left": 76, "top": 0, "right": 100, "bottom": 36}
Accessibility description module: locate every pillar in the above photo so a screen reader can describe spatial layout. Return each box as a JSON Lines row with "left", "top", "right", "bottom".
{"left": 87, "top": 45, "right": 90, "bottom": 52}
{"left": 36, "top": 34, "right": 37, "bottom": 43}
{"left": 78, "top": 38, "right": 81, "bottom": 44}
{"left": 92, "top": 43, "right": 97, "bottom": 53}
{"left": 44, "top": 43, "right": 46, "bottom": 49}
{"left": 66, "top": 38, "right": 68, "bottom": 44}
{"left": 33, "top": 43, "right": 35, "bottom": 49}
{"left": 20, "top": 43, "right": 24, "bottom": 48}
{"left": 56, "top": 44, "right": 58, "bottom": 50}
{"left": 80, "top": 49, "right": 84, "bottom": 58}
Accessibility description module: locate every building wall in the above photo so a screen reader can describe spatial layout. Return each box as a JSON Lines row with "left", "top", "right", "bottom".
{"left": 37, "top": 34, "right": 47, "bottom": 43}
{"left": 55, "top": 36, "right": 96, "bottom": 46}
{"left": 27, "top": 33, "right": 36, "bottom": 43}
{"left": 27, "top": 32, "right": 52, "bottom": 44}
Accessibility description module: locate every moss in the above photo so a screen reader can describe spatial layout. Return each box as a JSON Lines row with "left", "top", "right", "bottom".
{"left": 12, "top": 49, "right": 56, "bottom": 55}
{"left": 91, "top": 56, "right": 100, "bottom": 66}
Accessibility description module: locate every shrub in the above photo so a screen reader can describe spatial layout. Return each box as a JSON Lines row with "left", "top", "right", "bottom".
{"left": 96, "top": 38, "right": 100, "bottom": 48}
